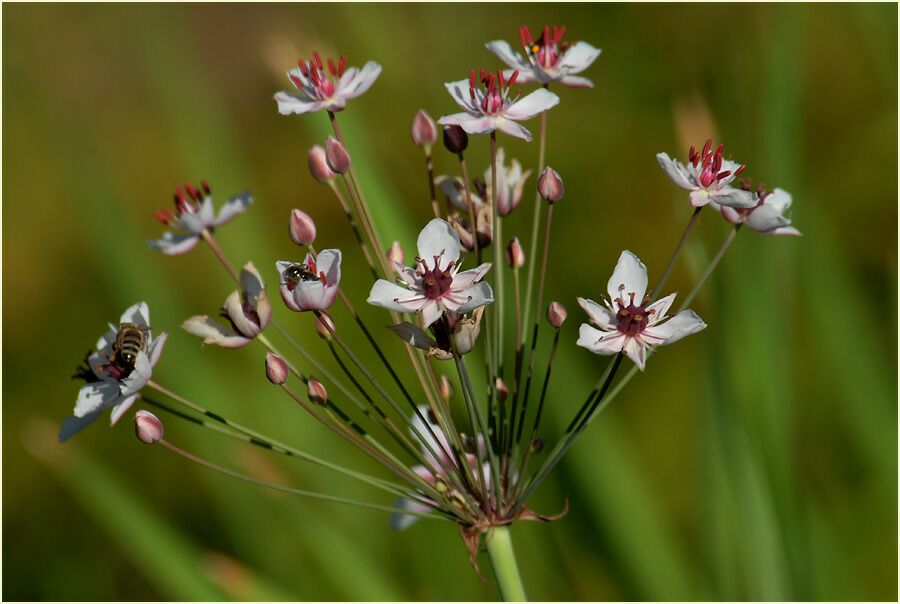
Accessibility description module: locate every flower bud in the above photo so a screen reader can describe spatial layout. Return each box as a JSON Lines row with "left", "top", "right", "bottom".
{"left": 289, "top": 209, "right": 317, "bottom": 246}
{"left": 134, "top": 409, "right": 164, "bottom": 445}
{"left": 530, "top": 438, "right": 545, "bottom": 454}
{"left": 265, "top": 352, "right": 289, "bottom": 385}
{"left": 495, "top": 378, "right": 509, "bottom": 402}
{"left": 547, "top": 301, "right": 568, "bottom": 328}
{"left": 316, "top": 313, "right": 336, "bottom": 340}
{"left": 505, "top": 237, "right": 525, "bottom": 269}
{"left": 387, "top": 241, "right": 405, "bottom": 265}
{"left": 538, "top": 167, "right": 565, "bottom": 203}
{"left": 439, "top": 375, "right": 454, "bottom": 401}
{"left": 307, "top": 145, "right": 335, "bottom": 183}
{"left": 442, "top": 125, "right": 468, "bottom": 154}
{"left": 325, "top": 136, "right": 351, "bottom": 174}
{"left": 307, "top": 378, "right": 328, "bottom": 405}
{"left": 411, "top": 110, "right": 438, "bottom": 148}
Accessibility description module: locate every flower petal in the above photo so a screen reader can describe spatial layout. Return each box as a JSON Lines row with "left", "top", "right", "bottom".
{"left": 452, "top": 263, "right": 492, "bottom": 289}
{"left": 607, "top": 251, "right": 648, "bottom": 304}
{"left": 340, "top": 61, "right": 382, "bottom": 99}
{"left": 502, "top": 88, "right": 560, "bottom": 121}
{"left": 147, "top": 231, "right": 200, "bottom": 256}
{"left": 623, "top": 337, "right": 648, "bottom": 371}
{"left": 558, "top": 41, "right": 602, "bottom": 74}
{"left": 494, "top": 117, "right": 533, "bottom": 141}
{"left": 438, "top": 112, "right": 497, "bottom": 135}
{"left": 559, "top": 74, "right": 594, "bottom": 88}
{"left": 315, "top": 249, "right": 343, "bottom": 288}
{"left": 576, "top": 324, "right": 624, "bottom": 355}
{"left": 274, "top": 91, "right": 324, "bottom": 115}
{"left": 646, "top": 292, "right": 677, "bottom": 324}
{"left": 443, "top": 79, "right": 480, "bottom": 113}
{"left": 148, "top": 331, "right": 168, "bottom": 366}
{"left": 644, "top": 309, "right": 707, "bottom": 345}
{"left": 455, "top": 282, "right": 494, "bottom": 314}
{"left": 387, "top": 322, "right": 436, "bottom": 351}
{"left": 577, "top": 297, "right": 615, "bottom": 330}
{"left": 420, "top": 300, "right": 444, "bottom": 328}
{"left": 367, "top": 280, "right": 427, "bottom": 313}
{"left": 214, "top": 191, "right": 254, "bottom": 226}
{"left": 74, "top": 382, "right": 120, "bottom": 417}
{"left": 656, "top": 153, "right": 696, "bottom": 190}
{"left": 59, "top": 410, "right": 103, "bottom": 443}
{"left": 120, "top": 302, "right": 150, "bottom": 328}
{"left": 389, "top": 496, "right": 433, "bottom": 531}
{"left": 711, "top": 187, "right": 757, "bottom": 208}
{"left": 182, "top": 315, "right": 250, "bottom": 348}
{"left": 409, "top": 404, "right": 452, "bottom": 466}
{"left": 417, "top": 219, "right": 460, "bottom": 271}
{"left": 109, "top": 393, "right": 139, "bottom": 426}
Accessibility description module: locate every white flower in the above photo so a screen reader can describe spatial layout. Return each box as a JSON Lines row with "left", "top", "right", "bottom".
{"left": 367, "top": 219, "right": 493, "bottom": 328}
{"left": 486, "top": 25, "right": 601, "bottom": 88}
{"left": 438, "top": 69, "right": 559, "bottom": 142}
{"left": 182, "top": 262, "right": 272, "bottom": 348}
{"left": 435, "top": 175, "right": 485, "bottom": 213}
{"left": 274, "top": 52, "right": 381, "bottom": 115}
{"left": 711, "top": 187, "right": 802, "bottom": 237}
{"left": 61, "top": 302, "right": 168, "bottom": 442}
{"left": 276, "top": 249, "right": 342, "bottom": 312}
{"left": 656, "top": 139, "right": 756, "bottom": 208}
{"left": 485, "top": 147, "right": 531, "bottom": 216}
{"left": 148, "top": 181, "right": 253, "bottom": 256}
{"left": 391, "top": 406, "right": 489, "bottom": 531}
{"left": 576, "top": 251, "right": 706, "bottom": 371}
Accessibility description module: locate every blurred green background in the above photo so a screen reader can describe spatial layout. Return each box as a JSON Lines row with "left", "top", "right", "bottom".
{"left": 4, "top": 3, "right": 897, "bottom": 601}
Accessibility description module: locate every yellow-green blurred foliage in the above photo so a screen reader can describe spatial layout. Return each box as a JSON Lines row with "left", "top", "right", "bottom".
{"left": 4, "top": 3, "right": 897, "bottom": 600}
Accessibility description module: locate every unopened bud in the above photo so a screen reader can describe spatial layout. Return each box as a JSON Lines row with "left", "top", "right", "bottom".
{"left": 538, "top": 167, "right": 565, "bottom": 203}
{"left": 434, "top": 477, "right": 449, "bottom": 494}
{"left": 387, "top": 241, "right": 405, "bottom": 265}
{"left": 442, "top": 125, "right": 468, "bottom": 154}
{"left": 506, "top": 237, "right": 525, "bottom": 269}
{"left": 439, "top": 375, "right": 454, "bottom": 401}
{"left": 134, "top": 409, "right": 164, "bottom": 444}
{"left": 289, "top": 209, "right": 317, "bottom": 246}
{"left": 325, "top": 136, "right": 351, "bottom": 174}
{"left": 547, "top": 301, "right": 568, "bottom": 328}
{"left": 495, "top": 378, "right": 509, "bottom": 402}
{"left": 530, "top": 438, "right": 545, "bottom": 454}
{"left": 316, "top": 313, "right": 336, "bottom": 339}
{"left": 307, "top": 378, "right": 328, "bottom": 405}
{"left": 411, "top": 110, "right": 438, "bottom": 147}
{"left": 265, "top": 352, "right": 289, "bottom": 385}
{"left": 307, "top": 145, "right": 335, "bottom": 183}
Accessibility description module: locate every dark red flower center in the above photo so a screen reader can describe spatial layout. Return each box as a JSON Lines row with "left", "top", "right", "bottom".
{"left": 520, "top": 25, "right": 570, "bottom": 69}
{"left": 615, "top": 293, "right": 654, "bottom": 337}
{"left": 155, "top": 180, "right": 210, "bottom": 224}
{"left": 290, "top": 52, "right": 347, "bottom": 100}
{"left": 418, "top": 255, "right": 454, "bottom": 300}
{"left": 687, "top": 139, "right": 744, "bottom": 189}
{"left": 468, "top": 68, "right": 519, "bottom": 115}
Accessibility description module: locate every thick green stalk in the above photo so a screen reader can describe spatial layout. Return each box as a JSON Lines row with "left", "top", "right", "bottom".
{"left": 486, "top": 526, "right": 527, "bottom": 601}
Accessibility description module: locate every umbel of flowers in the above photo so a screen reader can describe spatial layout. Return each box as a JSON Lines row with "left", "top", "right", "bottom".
{"left": 65, "top": 25, "right": 800, "bottom": 603}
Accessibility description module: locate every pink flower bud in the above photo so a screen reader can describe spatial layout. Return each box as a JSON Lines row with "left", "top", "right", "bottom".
{"left": 325, "top": 136, "right": 351, "bottom": 174}
{"left": 307, "top": 145, "right": 335, "bottom": 183}
{"left": 495, "top": 378, "right": 509, "bottom": 402}
{"left": 265, "top": 352, "right": 289, "bottom": 385}
{"left": 506, "top": 237, "right": 525, "bottom": 269}
{"left": 316, "top": 313, "right": 336, "bottom": 340}
{"left": 387, "top": 241, "right": 405, "bottom": 265}
{"left": 439, "top": 375, "right": 454, "bottom": 400}
{"left": 547, "top": 301, "right": 568, "bottom": 328}
{"left": 289, "top": 209, "right": 317, "bottom": 246}
{"left": 134, "top": 410, "right": 164, "bottom": 445}
{"left": 538, "top": 167, "right": 565, "bottom": 203}
{"left": 411, "top": 110, "right": 438, "bottom": 147}
{"left": 307, "top": 378, "right": 328, "bottom": 405}
{"left": 442, "top": 125, "right": 468, "bottom": 154}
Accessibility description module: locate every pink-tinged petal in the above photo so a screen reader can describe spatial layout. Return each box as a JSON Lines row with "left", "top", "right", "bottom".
{"left": 223, "top": 290, "right": 259, "bottom": 338}
{"left": 274, "top": 91, "right": 325, "bottom": 115}
{"left": 393, "top": 261, "right": 420, "bottom": 286}
{"left": 148, "top": 331, "right": 168, "bottom": 366}
{"left": 764, "top": 225, "right": 802, "bottom": 237}
{"left": 607, "top": 251, "right": 648, "bottom": 303}
{"left": 315, "top": 249, "right": 343, "bottom": 288}
{"left": 495, "top": 118, "right": 533, "bottom": 141}
{"left": 420, "top": 300, "right": 444, "bottom": 328}
{"left": 577, "top": 297, "right": 616, "bottom": 330}
{"left": 577, "top": 324, "right": 624, "bottom": 355}
{"left": 559, "top": 74, "right": 594, "bottom": 88}
{"left": 438, "top": 113, "right": 497, "bottom": 135}
{"left": 712, "top": 202, "right": 744, "bottom": 225}
{"left": 278, "top": 283, "right": 301, "bottom": 312}
{"left": 120, "top": 352, "right": 152, "bottom": 396}
{"left": 368, "top": 280, "right": 427, "bottom": 313}
{"left": 710, "top": 187, "right": 757, "bottom": 208}
{"left": 409, "top": 404, "right": 452, "bottom": 466}
{"left": 343, "top": 61, "right": 381, "bottom": 98}
{"left": 74, "top": 382, "right": 120, "bottom": 417}
{"left": 95, "top": 328, "right": 117, "bottom": 355}
{"left": 644, "top": 309, "right": 706, "bottom": 346}
{"left": 505, "top": 68, "right": 537, "bottom": 84}
{"left": 745, "top": 203, "right": 792, "bottom": 233}
{"left": 503, "top": 88, "right": 560, "bottom": 121}
{"left": 764, "top": 188, "right": 793, "bottom": 214}
{"left": 387, "top": 322, "right": 436, "bottom": 351}
{"left": 443, "top": 79, "right": 480, "bottom": 113}
{"left": 214, "top": 191, "right": 254, "bottom": 226}
{"left": 623, "top": 338, "right": 647, "bottom": 371}
{"left": 59, "top": 409, "right": 104, "bottom": 443}
{"left": 690, "top": 189, "right": 712, "bottom": 207}
{"left": 109, "top": 393, "right": 139, "bottom": 426}
{"left": 177, "top": 211, "right": 208, "bottom": 234}
{"left": 417, "top": 219, "right": 460, "bottom": 270}
{"left": 390, "top": 496, "right": 433, "bottom": 531}
{"left": 198, "top": 196, "right": 215, "bottom": 225}
{"left": 240, "top": 262, "right": 265, "bottom": 299}
{"left": 292, "top": 281, "right": 337, "bottom": 312}
{"left": 558, "top": 41, "right": 602, "bottom": 74}
{"left": 182, "top": 315, "right": 250, "bottom": 348}
{"left": 485, "top": 40, "right": 531, "bottom": 71}
{"left": 656, "top": 153, "right": 696, "bottom": 190}
{"left": 147, "top": 231, "right": 200, "bottom": 255}
{"left": 120, "top": 302, "right": 150, "bottom": 328}
{"left": 646, "top": 293, "right": 677, "bottom": 324}
{"left": 452, "top": 263, "right": 492, "bottom": 289}
{"left": 436, "top": 175, "right": 483, "bottom": 212}
{"left": 455, "top": 282, "right": 494, "bottom": 314}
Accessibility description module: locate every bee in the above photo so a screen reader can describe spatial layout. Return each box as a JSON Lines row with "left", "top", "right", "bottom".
{"left": 110, "top": 322, "right": 149, "bottom": 369}
{"left": 281, "top": 262, "right": 322, "bottom": 292}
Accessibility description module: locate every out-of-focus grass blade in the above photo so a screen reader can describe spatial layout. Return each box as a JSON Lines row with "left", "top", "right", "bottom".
{"left": 23, "top": 419, "right": 224, "bottom": 601}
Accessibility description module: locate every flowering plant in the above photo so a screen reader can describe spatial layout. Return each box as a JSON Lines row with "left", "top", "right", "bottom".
{"left": 65, "top": 24, "right": 799, "bottom": 602}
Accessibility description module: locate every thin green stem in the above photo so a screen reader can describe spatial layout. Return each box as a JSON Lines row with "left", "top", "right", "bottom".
{"left": 521, "top": 100, "right": 548, "bottom": 347}
{"left": 651, "top": 206, "right": 702, "bottom": 300}
{"left": 424, "top": 146, "right": 440, "bottom": 218}
{"left": 485, "top": 526, "right": 527, "bottom": 601}
{"left": 678, "top": 224, "right": 742, "bottom": 311}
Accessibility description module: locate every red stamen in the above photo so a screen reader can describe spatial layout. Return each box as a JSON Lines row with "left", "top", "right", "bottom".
{"left": 497, "top": 68, "right": 505, "bottom": 89}
{"left": 298, "top": 60, "right": 309, "bottom": 77}
{"left": 312, "top": 52, "right": 322, "bottom": 69}
{"left": 734, "top": 164, "right": 746, "bottom": 177}
{"left": 290, "top": 73, "right": 303, "bottom": 89}
{"left": 556, "top": 25, "right": 566, "bottom": 44}
{"left": 201, "top": 180, "right": 210, "bottom": 195}
{"left": 327, "top": 58, "right": 337, "bottom": 76}
{"left": 338, "top": 55, "right": 346, "bottom": 77}
{"left": 154, "top": 209, "right": 174, "bottom": 225}
{"left": 543, "top": 25, "right": 550, "bottom": 45}
{"left": 508, "top": 70, "right": 519, "bottom": 88}
{"left": 716, "top": 170, "right": 731, "bottom": 180}
{"left": 701, "top": 138, "right": 712, "bottom": 158}
{"left": 519, "top": 26, "right": 529, "bottom": 48}
{"left": 319, "top": 271, "right": 327, "bottom": 286}
{"left": 185, "top": 182, "right": 199, "bottom": 200}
